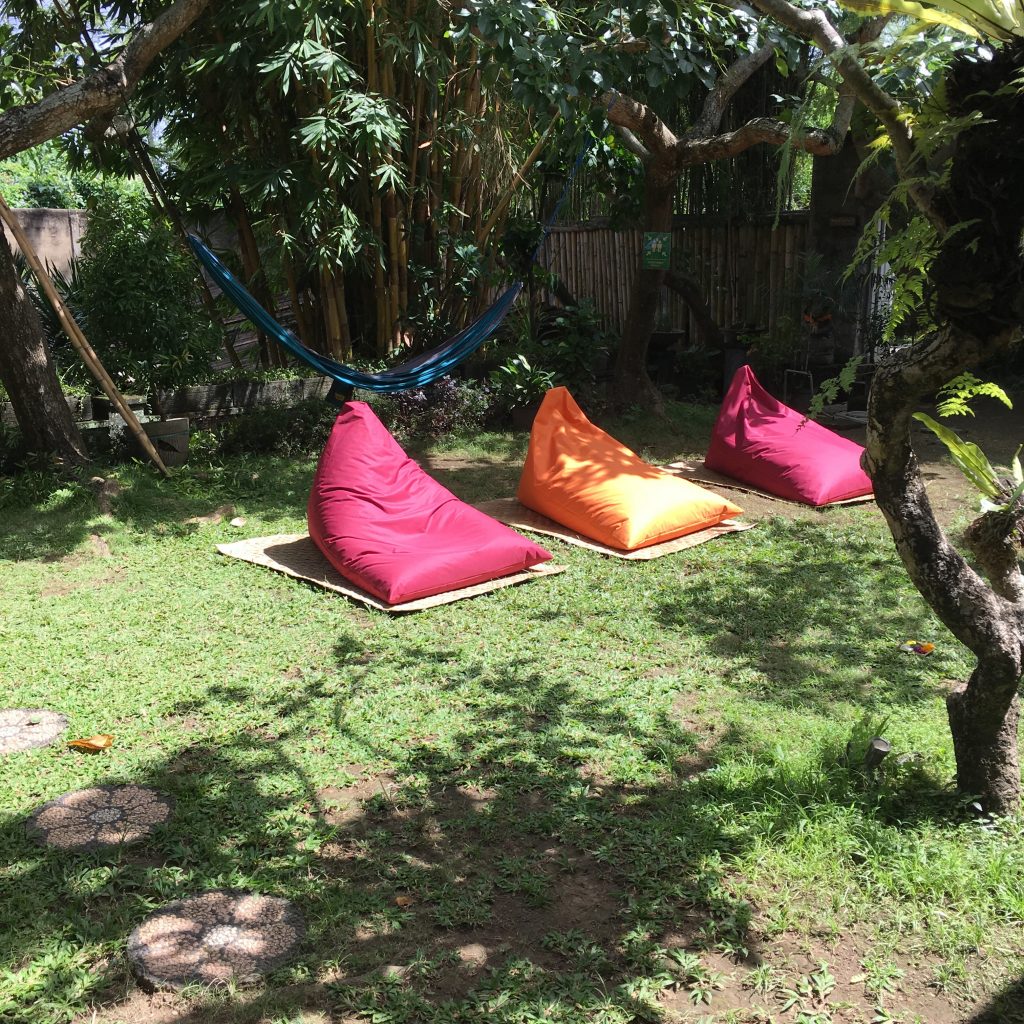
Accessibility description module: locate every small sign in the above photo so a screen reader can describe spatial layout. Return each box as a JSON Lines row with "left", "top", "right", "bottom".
{"left": 642, "top": 232, "right": 672, "bottom": 269}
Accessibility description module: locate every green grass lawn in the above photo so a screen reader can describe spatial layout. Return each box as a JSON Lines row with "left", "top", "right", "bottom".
{"left": 1, "top": 403, "right": 1021, "bottom": 1024}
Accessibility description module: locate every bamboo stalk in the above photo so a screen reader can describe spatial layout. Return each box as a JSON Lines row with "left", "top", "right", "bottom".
{"left": 319, "top": 266, "right": 338, "bottom": 361}
{"left": 334, "top": 273, "right": 352, "bottom": 358}
{"left": 0, "top": 195, "right": 168, "bottom": 476}
{"left": 364, "top": 0, "right": 388, "bottom": 354}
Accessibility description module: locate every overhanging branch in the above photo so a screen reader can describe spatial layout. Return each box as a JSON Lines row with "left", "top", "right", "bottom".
{"left": 602, "top": 91, "right": 678, "bottom": 161}
{"left": 748, "top": 0, "right": 948, "bottom": 231}
{"left": 0, "top": 0, "right": 211, "bottom": 161}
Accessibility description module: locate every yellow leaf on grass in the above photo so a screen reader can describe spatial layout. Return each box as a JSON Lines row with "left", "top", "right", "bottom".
{"left": 68, "top": 734, "right": 114, "bottom": 753}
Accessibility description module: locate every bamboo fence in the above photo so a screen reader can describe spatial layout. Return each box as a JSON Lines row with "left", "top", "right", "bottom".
{"left": 541, "top": 212, "right": 811, "bottom": 339}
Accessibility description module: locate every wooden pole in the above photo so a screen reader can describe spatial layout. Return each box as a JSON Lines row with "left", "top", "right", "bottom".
{"left": 0, "top": 194, "right": 169, "bottom": 477}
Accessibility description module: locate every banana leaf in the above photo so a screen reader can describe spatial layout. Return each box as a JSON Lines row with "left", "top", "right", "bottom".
{"left": 839, "top": 0, "right": 1023, "bottom": 40}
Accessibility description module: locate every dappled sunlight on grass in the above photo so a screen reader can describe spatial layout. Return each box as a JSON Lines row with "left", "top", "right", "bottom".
{"left": 0, "top": 421, "right": 1019, "bottom": 1023}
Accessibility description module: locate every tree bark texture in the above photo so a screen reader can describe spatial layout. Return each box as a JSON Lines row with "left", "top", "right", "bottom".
{"left": 948, "top": 680, "right": 1021, "bottom": 816}
{"left": 0, "top": 231, "right": 89, "bottom": 467}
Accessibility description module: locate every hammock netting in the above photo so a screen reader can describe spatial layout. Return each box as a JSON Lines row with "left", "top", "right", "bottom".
{"left": 188, "top": 235, "right": 524, "bottom": 395}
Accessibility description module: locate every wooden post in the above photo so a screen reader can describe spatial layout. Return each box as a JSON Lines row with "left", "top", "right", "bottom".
{"left": 0, "top": 194, "right": 169, "bottom": 477}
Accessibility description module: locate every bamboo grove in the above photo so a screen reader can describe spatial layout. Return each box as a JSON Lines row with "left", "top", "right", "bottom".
{"left": 137, "top": 0, "right": 551, "bottom": 365}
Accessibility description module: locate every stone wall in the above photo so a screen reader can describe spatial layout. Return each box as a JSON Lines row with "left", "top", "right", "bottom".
{"left": 2, "top": 207, "right": 88, "bottom": 275}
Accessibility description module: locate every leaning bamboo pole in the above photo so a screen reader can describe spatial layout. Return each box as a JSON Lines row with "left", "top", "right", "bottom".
{"left": 0, "top": 195, "right": 168, "bottom": 477}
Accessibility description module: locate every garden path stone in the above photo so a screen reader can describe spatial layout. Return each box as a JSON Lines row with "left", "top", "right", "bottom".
{"left": 0, "top": 708, "right": 67, "bottom": 753}
{"left": 26, "top": 784, "right": 173, "bottom": 851}
{"left": 127, "top": 891, "right": 305, "bottom": 990}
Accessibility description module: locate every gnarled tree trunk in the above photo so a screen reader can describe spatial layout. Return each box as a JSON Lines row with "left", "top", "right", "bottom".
{"left": 0, "top": 230, "right": 89, "bottom": 469}
{"left": 865, "top": 338, "right": 1024, "bottom": 813}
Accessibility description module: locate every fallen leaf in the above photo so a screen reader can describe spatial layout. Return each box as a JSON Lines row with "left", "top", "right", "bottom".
{"left": 395, "top": 895, "right": 415, "bottom": 908}
{"left": 229, "top": 516, "right": 247, "bottom": 528}
{"left": 68, "top": 734, "right": 115, "bottom": 753}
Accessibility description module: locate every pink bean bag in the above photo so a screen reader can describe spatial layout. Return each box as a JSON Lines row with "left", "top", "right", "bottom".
{"left": 308, "top": 402, "right": 552, "bottom": 604}
{"left": 705, "top": 365, "right": 873, "bottom": 506}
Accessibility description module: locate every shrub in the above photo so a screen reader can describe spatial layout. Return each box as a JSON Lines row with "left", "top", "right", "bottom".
{"left": 370, "top": 377, "right": 493, "bottom": 442}
{"left": 73, "top": 183, "right": 222, "bottom": 395}
{"left": 490, "top": 300, "right": 614, "bottom": 401}
{"left": 530, "top": 300, "right": 613, "bottom": 388}
{"left": 213, "top": 398, "right": 336, "bottom": 458}
{"left": 488, "top": 355, "right": 555, "bottom": 413}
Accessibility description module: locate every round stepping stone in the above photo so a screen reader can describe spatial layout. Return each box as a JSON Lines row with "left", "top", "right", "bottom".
{"left": 26, "top": 785, "right": 173, "bottom": 851}
{"left": 127, "top": 890, "right": 305, "bottom": 990}
{"left": 0, "top": 709, "right": 67, "bottom": 754}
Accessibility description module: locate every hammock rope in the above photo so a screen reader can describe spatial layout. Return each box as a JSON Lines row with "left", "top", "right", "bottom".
{"left": 189, "top": 128, "right": 595, "bottom": 395}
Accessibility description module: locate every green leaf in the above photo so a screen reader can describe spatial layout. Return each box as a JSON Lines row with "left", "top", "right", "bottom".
{"left": 912, "top": 412, "right": 1002, "bottom": 498}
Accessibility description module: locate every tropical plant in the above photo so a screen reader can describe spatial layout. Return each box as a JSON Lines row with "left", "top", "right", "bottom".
{"left": 489, "top": 354, "right": 556, "bottom": 411}
{"left": 73, "top": 184, "right": 222, "bottom": 396}
{"left": 914, "top": 412, "right": 1023, "bottom": 512}
{"left": 840, "top": 0, "right": 1024, "bottom": 40}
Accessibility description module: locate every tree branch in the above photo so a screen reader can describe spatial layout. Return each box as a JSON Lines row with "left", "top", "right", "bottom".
{"left": 749, "top": 0, "right": 948, "bottom": 231}
{"left": 603, "top": 91, "right": 679, "bottom": 161}
{"left": 691, "top": 41, "right": 775, "bottom": 138}
{"left": 679, "top": 114, "right": 849, "bottom": 166}
{"left": 0, "top": 0, "right": 211, "bottom": 161}
{"left": 617, "top": 127, "right": 651, "bottom": 161}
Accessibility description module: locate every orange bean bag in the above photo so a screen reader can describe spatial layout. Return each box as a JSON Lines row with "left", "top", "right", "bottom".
{"left": 517, "top": 387, "right": 742, "bottom": 551}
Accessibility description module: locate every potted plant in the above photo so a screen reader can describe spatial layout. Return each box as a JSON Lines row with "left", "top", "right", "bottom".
{"left": 489, "top": 354, "right": 556, "bottom": 429}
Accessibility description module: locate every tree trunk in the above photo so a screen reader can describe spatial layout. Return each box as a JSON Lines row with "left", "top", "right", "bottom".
{"left": 665, "top": 268, "right": 724, "bottom": 349}
{"left": 0, "top": 230, "right": 89, "bottom": 468}
{"left": 610, "top": 179, "right": 673, "bottom": 407}
{"left": 865, "top": 329, "right": 1023, "bottom": 814}
{"left": 948, "top": 676, "right": 1021, "bottom": 816}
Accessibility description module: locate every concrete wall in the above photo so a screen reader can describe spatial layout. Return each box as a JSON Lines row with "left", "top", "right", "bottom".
{"left": 2, "top": 208, "right": 88, "bottom": 276}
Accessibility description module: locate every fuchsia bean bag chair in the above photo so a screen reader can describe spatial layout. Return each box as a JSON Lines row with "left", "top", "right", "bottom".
{"left": 705, "top": 365, "right": 873, "bottom": 506}
{"left": 308, "top": 402, "right": 552, "bottom": 604}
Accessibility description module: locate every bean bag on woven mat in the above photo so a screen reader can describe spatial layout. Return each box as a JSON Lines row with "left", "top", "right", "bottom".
{"left": 308, "top": 402, "right": 552, "bottom": 604}
{"left": 517, "top": 387, "right": 742, "bottom": 551}
{"left": 705, "top": 365, "right": 873, "bottom": 506}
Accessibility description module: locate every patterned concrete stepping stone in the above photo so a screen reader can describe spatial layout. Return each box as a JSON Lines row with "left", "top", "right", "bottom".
{"left": 127, "top": 890, "right": 305, "bottom": 990}
{"left": 26, "top": 785, "right": 173, "bottom": 851}
{"left": 0, "top": 709, "right": 67, "bottom": 753}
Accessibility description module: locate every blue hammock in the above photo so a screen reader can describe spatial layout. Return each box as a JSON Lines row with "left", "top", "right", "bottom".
{"left": 189, "top": 234, "right": 522, "bottom": 394}
{"left": 189, "top": 129, "right": 593, "bottom": 395}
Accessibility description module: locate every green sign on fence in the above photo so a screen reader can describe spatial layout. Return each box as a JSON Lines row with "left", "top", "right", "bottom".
{"left": 641, "top": 231, "right": 671, "bottom": 269}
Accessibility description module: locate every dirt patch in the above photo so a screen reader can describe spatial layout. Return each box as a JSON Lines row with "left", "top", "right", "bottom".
{"left": 317, "top": 780, "right": 622, "bottom": 1002}
{"left": 332, "top": 850, "right": 621, "bottom": 1003}
{"left": 183, "top": 504, "right": 235, "bottom": 526}
{"left": 41, "top": 566, "right": 125, "bottom": 597}
{"left": 657, "top": 930, "right": 965, "bottom": 1023}
{"left": 77, "top": 981, "right": 340, "bottom": 1024}
{"left": 317, "top": 768, "right": 401, "bottom": 827}
{"left": 667, "top": 692, "right": 726, "bottom": 778}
